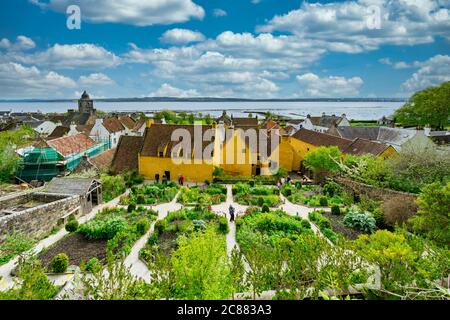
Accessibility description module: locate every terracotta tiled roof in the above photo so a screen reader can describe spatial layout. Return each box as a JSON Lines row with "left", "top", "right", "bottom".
{"left": 132, "top": 119, "right": 146, "bottom": 132}
{"left": 292, "top": 128, "right": 352, "bottom": 152}
{"left": 90, "top": 148, "right": 116, "bottom": 170}
{"left": 103, "top": 117, "right": 125, "bottom": 133}
{"left": 141, "top": 124, "right": 213, "bottom": 158}
{"left": 46, "top": 133, "right": 97, "bottom": 157}
{"left": 112, "top": 136, "right": 144, "bottom": 173}
{"left": 118, "top": 116, "right": 136, "bottom": 130}
{"left": 47, "top": 126, "right": 70, "bottom": 140}
{"left": 343, "top": 138, "right": 390, "bottom": 156}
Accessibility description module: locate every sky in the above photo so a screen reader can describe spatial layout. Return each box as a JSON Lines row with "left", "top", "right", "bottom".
{"left": 0, "top": 0, "right": 449, "bottom": 99}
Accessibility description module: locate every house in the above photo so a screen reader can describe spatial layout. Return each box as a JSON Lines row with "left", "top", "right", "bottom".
{"left": 31, "top": 120, "right": 60, "bottom": 135}
{"left": 90, "top": 117, "right": 126, "bottom": 148}
{"left": 118, "top": 116, "right": 136, "bottom": 135}
{"left": 287, "top": 128, "right": 395, "bottom": 173}
{"left": 285, "top": 119, "right": 305, "bottom": 132}
{"left": 0, "top": 111, "right": 11, "bottom": 121}
{"left": 112, "top": 135, "right": 144, "bottom": 173}
{"left": 377, "top": 116, "right": 395, "bottom": 126}
{"left": 138, "top": 123, "right": 281, "bottom": 182}
{"left": 16, "top": 133, "right": 109, "bottom": 182}
{"left": 131, "top": 119, "right": 147, "bottom": 136}
{"left": 73, "top": 148, "right": 116, "bottom": 175}
{"left": 328, "top": 126, "right": 429, "bottom": 151}
{"left": 302, "top": 113, "right": 351, "bottom": 133}
{"left": 216, "top": 111, "right": 259, "bottom": 127}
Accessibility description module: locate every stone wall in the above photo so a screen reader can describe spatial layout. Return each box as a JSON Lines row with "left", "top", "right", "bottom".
{"left": 0, "top": 192, "right": 81, "bottom": 244}
{"left": 334, "top": 177, "right": 418, "bottom": 203}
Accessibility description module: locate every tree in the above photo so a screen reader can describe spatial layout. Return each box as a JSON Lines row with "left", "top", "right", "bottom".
{"left": 411, "top": 182, "right": 450, "bottom": 246}
{"left": 394, "top": 81, "right": 450, "bottom": 130}
{"left": 171, "top": 228, "right": 232, "bottom": 299}
{"left": 229, "top": 246, "right": 246, "bottom": 299}
{"left": 304, "top": 146, "right": 341, "bottom": 183}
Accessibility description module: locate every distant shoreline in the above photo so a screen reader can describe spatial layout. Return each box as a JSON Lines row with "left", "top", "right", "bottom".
{"left": 0, "top": 97, "right": 406, "bottom": 103}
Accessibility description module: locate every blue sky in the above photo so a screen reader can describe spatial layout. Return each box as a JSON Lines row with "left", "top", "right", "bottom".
{"left": 0, "top": 0, "right": 449, "bottom": 99}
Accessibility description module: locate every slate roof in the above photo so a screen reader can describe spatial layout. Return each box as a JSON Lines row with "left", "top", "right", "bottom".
{"left": 47, "top": 126, "right": 70, "bottom": 140}
{"left": 342, "top": 138, "right": 390, "bottom": 156}
{"left": 335, "top": 126, "right": 380, "bottom": 140}
{"left": 141, "top": 124, "right": 213, "bottom": 158}
{"left": 112, "top": 136, "right": 144, "bottom": 173}
{"left": 292, "top": 128, "right": 352, "bottom": 152}
{"left": 45, "top": 177, "right": 97, "bottom": 196}
{"left": 46, "top": 133, "right": 97, "bottom": 157}
{"left": 309, "top": 115, "right": 345, "bottom": 128}
{"left": 132, "top": 119, "right": 146, "bottom": 132}
{"left": 118, "top": 116, "right": 136, "bottom": 130}
{"left": 102, "top": 117, "right": 125, "bottom": 133}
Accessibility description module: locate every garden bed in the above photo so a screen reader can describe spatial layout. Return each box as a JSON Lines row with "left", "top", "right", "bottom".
{"left": 38, "top": 233, "right": 107, "bottom": 269}
{"left": 37, "top": 206, "right": 157, "bottom": 272}
{"left": 120, "top": 182, "right": 179, "bottom": 205}
{"left": 140, "top": 207, "right": 228, "bottom": 263}
{"left": 233, "top": 183, "right": 281, "bottom": 207}
{"left": 322, "top": 211, "right": 366, "bottom": 240}
{"left": 177, "top": 184, "right": 227, "bottom": 206}
{"left": 282, "top": 183, "right": 345, "bottom": 208}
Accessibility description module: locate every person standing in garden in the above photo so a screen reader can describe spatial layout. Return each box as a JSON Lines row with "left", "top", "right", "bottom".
{"left": 229, "top": 205, "right": 235, "bottom": 222}
{"left": 180, "top": 175, "right": 185, "bottom": 186}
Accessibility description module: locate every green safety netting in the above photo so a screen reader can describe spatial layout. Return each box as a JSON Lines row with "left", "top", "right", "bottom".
{"left": 16, "top": 140, "right": 110, "bottom": 182}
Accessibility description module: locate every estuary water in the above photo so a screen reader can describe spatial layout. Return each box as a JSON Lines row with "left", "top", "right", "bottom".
{"left": 0, "top": 101, "right": 404, "bottom": 120}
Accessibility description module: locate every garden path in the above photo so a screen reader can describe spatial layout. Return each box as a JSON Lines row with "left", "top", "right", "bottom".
{"left": 0, "top": 191, "right": 127, "bottom": 291}
{"left": 124, "top": 191, "right": 182, "bottom": 282}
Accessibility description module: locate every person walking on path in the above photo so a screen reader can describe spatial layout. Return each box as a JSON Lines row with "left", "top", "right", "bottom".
{"left": 180, "top": 175, "right": 185, "bottom": 186}
{"left": 229, "top": 205, "right": 235, "bottom": 222}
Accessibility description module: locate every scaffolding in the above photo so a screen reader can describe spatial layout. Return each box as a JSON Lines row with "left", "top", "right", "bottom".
{"left": 16, "top": 139, "right": 110, "bottom": 182}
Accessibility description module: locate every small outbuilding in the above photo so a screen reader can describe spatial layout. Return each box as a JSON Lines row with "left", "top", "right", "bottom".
{"left": 45, "top": 178, "right": 102, "bottom": 214}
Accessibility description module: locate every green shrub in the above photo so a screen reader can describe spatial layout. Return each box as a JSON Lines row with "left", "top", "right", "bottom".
{"left": 295, "top": 181, "right": 302, "bottom": 190}
{"left": 323, "top": 180, "right": 342, "bottom": 197}
{"left": 85, "top": 257, "right": 100, "bottom": 273}
{"left": 321, "top": 228, "right": 338, "bottom": 243}
{"left": 127, "top": 203, "right": 136, "bottom": 213}
{"left": 218, "top": 217, "right": 229, "bottom": 234}
{"left": 318, "top": 218, "right": 331, "bottom": 230}
{"left": 154, "top": 220, "right": 168, "bottom": 236}
{"left": 319, "top": 196, "right": 328, "bottom": 207}
{"left": 78, "top": 217, "right": 127, "bottom": 240}
{"left": 301, "top": 219, "right": 311, "bottom": 229}
{"left": 257, "top": 197, "right": 265, "bottom": 207}
{"left": 51, "top": 253, "right": 69, "bottom": 273}
{"left": 136, "top": 218, "right": 150, "bottom": 236}
{"left": 331, "top": 205, "right": 341, "bottom": 216}
{"left": 193, "top": 220, "right": 206, "bottom": 232}
{"left": 261, "top": 204, "right": 270, "bottom": 213}
{"left": 343, "top": 208, "right": 376, "bottom": 233}
{"left": 136, "top": 194, "right": 145, "bottom": 205}
{"left": 65, "top": 219, "right": 79, "bottom": 233}
{"left": 249, "top": 180, "right": 255, "bottom": 187}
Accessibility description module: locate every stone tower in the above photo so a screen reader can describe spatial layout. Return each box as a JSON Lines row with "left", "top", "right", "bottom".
{"left": 78, "top": 91, "right": 95, "bottom": 115}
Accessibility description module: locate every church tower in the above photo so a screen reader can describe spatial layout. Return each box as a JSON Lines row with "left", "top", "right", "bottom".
{"left": 78, "top": 91, "right": 95, "bottom": 115}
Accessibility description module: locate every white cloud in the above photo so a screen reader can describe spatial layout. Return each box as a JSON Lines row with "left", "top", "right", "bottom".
{"left": 0, "top": 62, "right": 76, "bottom": 97}
{"left": 149, "top": 83, "right": 200, "bottom": 98}
{"left": 79, "top": 73, "right": 115, "bottom": 86}
{"left": 296, "top": 72, "right": 363, "bottom": 97}
{"left": 0, "top": 36, "right": 35, "bottom": 51}
{"left": 401, "top": 54, "right": 450, "bottom": 92}
{"left": 213, "top": 9, "right": 227, "bottom": 17}
{"left": 31, "top": 0, "right": 205, "bottom": 26}
{"left": 160, "top": 29, "right": 205, "bottom": 44}
{"left": 15, "top": 43, "right": 121, "bottom": 69}
{"left": 258, "top": 0, "right": 450, "bottom": 53}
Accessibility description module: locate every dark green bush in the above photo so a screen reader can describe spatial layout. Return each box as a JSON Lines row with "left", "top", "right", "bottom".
{"left": 257, "top": 197, "right": 264, "bottom": 207}
{"left": 331, "top": 205, "right": 341, "bottom": 216}
{"left": 318, "top": 218, "right": 331, "bottom": 230}
{"left": 319, "top": 196, "right": 328, "bottom": 207}
{"left": 261, "top": 204, "right": 270, "bottom": 213}
{"left": 65, "top": 219, "right": 79, "bottom": 233}
{"left": 249, "top": 180, "right": 255, "bottom": 187}
{"left": 136, "top": 218, "right": 150, "bottom": 236}
{"left": 295, "top": 181, "right": 302, "bottom": 190}
{"left": 136, "top": 194, "right": 145, "bottom": 205}
{"left": 218, "top": 217, "right": 229, "bottom": 234}
{"left": 51, "top": 253, "right": 69, "bottom": 273}
{"left": 78, "top": 217, "right": 127, "bottom": 240}
{"left": 154, "top": 220, "right": 167, "bottom": 236}
{"left": 127, "top": 203, "right": 136, "bottom": 213}
{"left": 301, "top": 219, "right": 311, "bottom": 229}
